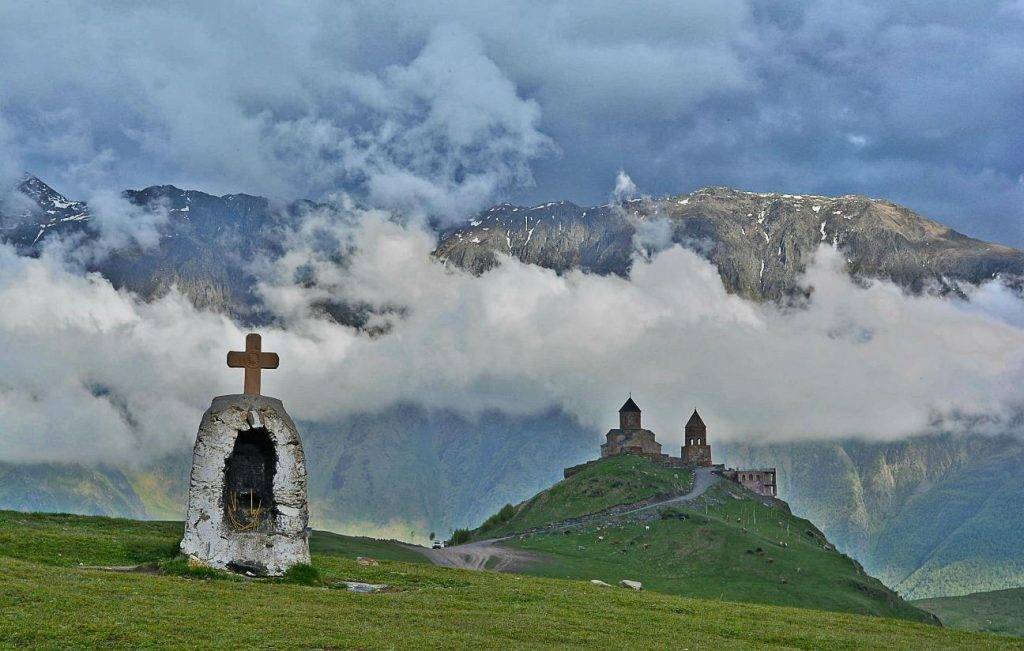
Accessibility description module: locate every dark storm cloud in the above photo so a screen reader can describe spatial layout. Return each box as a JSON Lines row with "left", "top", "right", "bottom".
{"left": 0, "top": 1, "right": 1021, "bottom": 242}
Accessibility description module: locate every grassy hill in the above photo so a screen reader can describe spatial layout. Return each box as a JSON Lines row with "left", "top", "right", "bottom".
{"left": 463, "top": 455, "right": 934, "bottom": 623}
{"left": 914, "top": 588, "right": 1024, "bottom": 639}
{"left": 0, "top": 511, "right": 1019, "bottom": 648}
{"left": 0, "top": 461, "right": 150, "bottom": 518}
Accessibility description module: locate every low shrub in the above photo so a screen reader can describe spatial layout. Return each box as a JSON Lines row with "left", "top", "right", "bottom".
{"left": 283, "top": 563, "right": 322, "bottom": 586}
{"left": 479, "top": 503, "right": 516, "bottom": 532}
{"left": 160, "top": 555, "right": 238, "bottom": 581}
{"left": 448, "top": 528, "right": 472, "bottom": 546}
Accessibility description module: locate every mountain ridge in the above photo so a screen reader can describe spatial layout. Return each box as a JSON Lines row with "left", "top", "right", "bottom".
{"left": 435, "top": 186, "right": 1024, "bottom": 300}
{"left": 6, "top": 176, "right": 1024, "bottom": 316}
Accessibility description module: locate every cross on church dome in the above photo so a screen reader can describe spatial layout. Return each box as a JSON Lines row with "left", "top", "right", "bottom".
{"left": 226, "top": 333, "right": 280, "bottom": 395}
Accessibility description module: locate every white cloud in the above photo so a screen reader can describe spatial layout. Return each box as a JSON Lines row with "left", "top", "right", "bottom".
{"left": 846, "top": 133, "right": 868, "bottom": 147}
{"left": 278, "top": 216, "right": 1024, "bottom": 444}
{"left": 0, "top": 1, "right": 1022, "bottom": 467}
{"left": 5, "top": 207, "right": 1021, "bottom": 465}
{"left": 613, "top": 170, "right": 639, "bottom": 200}
{"left": 70, "top": 190, "right": 169, "bottom": 263}
{"left": 0, "top": 245, "right": 238, "bottom": 464}
{"left": 0, "top": 6, "right": 552, "bottom": 225}
{"left": 632, "top": 218, "right": 674, "bottom": 258}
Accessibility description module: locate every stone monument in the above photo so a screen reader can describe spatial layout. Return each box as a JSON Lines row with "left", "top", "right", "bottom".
{"left": 180, "top": 333, "right": 311, "bottom": 576}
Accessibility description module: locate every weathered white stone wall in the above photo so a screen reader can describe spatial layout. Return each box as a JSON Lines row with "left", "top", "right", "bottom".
{"left": 180, "top": 394, "right": 310, "bottom": 576}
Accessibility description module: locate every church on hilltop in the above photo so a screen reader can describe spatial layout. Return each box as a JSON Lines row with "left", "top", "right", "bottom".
{"left": 570, "top": 396, "right": 778, "bottom": 498}
{"left": 600, "top": 397, "right": 663, "bottom": 457}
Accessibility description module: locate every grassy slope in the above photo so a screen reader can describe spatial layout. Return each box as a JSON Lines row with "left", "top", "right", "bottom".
{"left": 506, "top": 483, "right": 928, "bottom": 622}
{"left": 871, "top": 449, "right": 1024, "bottom": 599}
{"left": 914, "top": 588, "right": 1024, "bottom": 639}
{"left": 0, "top": 510, "right": 425, "bottom": 566}
{"left": 0, "top": 512, "right": 1017, "bottom": 649}
{"left": 464, "top": 455, "right": 929, "bottom": 622}
{"left": 475, "top": 455, "right": 692, "bottom": 538}
{"left": 309, "top": 530, "right": 427, "bottom": 564}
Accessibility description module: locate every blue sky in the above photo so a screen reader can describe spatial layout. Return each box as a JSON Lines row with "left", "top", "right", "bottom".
{"left": 1, "top": 1, "right": 1022, "bottom": 245}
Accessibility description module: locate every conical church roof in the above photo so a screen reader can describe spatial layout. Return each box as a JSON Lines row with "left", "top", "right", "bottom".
{"left": 619, "top": 397, "right": 641, "bottom": 413}
{"left": 685, "top": 409, "right": 705, "bottom": 429}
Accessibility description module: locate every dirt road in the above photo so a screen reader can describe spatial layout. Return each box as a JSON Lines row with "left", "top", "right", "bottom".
{"left": 617, "top": 466, "right": 718, "bottom": 516}
{"left": 409, "top": 538, "right": 540, "bottom": 571}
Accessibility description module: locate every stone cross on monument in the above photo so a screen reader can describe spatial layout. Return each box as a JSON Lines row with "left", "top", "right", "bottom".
{"left": 226, "top": 333, "right": 279, "bottom": 395}
{"left": 181, "top": 330, "right": 310, "bottom": 576}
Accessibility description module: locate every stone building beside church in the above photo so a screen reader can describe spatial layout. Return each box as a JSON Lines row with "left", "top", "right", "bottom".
{"left": 720, "top": 468, "right": 777, "bottom": 497}
{"left": 576, "top": 396, "right": 778, "bottom": 498}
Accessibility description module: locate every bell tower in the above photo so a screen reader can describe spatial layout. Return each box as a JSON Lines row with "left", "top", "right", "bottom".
{"left": 684, "top": 410, "right": 706, "bottom": 446}
{"left": 682, "top": 409, "right": 713, "bottom": 467}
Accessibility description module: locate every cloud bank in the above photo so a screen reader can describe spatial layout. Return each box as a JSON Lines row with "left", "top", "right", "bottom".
{"left": 2, "top": 208, "right": 1023, "bottom": 465}
{"left": 0, "top": 8, "right": 550, "bottom": 223}
{"left": 1, "top": 1, "right": 1021, "bottom": 240}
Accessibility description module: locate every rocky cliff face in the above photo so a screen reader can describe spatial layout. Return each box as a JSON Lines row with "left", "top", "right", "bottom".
{"left": 0, "top": 177, "right": 387, "bottom": 327}
{"left": 435, "top": 188, "right": 1024, "bottom": 300}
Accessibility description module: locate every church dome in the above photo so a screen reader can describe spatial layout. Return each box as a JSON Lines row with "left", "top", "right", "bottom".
{"left": 619, "top": 397, "right": 641, "bottom": 413}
